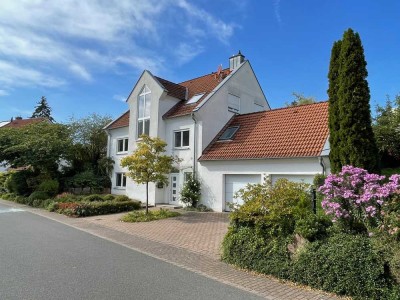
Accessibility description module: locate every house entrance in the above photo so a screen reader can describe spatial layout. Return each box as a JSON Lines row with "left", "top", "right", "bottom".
{"left": 169, "top": 173, "right": 179, "bottom": 204}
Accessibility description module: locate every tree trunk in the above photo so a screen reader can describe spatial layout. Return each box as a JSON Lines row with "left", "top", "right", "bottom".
{"left": 146, "top": 181, "right": 149, "bottom": 214}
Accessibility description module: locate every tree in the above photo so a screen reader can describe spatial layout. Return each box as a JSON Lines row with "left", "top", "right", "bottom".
{"left": 327, "top": 28, "right": 379, "bottom": 173}
{"left": 285, "top": 92, "right": 316, "bottom": 107}
{"left": 373, "top": 95, "right": 400, "bottom": 164}
{"left": 0, "top": 122, "right": 72, "bottom": 175}
{"left": 32, "top": 96, "right": 55, "bottom": 122}
{"left": 327, "top": 40, "right": 342, "bottom": 173}
{"left": 121, "top": 135, "right": 180, "bottom": 214}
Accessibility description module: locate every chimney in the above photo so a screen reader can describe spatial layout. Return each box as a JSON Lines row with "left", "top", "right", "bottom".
{"left": 229, "top": 50, "right": 245, "bottom": 71}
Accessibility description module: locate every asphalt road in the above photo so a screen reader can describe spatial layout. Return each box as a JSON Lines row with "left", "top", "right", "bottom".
{"left": 0, "top": 203, "right": 262, "bottom": 300}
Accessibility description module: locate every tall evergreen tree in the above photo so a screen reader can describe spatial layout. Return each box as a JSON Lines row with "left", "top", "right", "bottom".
{"left": 327, "top": 40, "right": 342, "bottom": 173}
{"left": 328, "top": 29, "right": 379, "bottom": 173}
{"left": 32, "top": 96, "right": 55, "bottom": 122}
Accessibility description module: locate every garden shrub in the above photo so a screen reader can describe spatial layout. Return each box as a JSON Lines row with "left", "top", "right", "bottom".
{"left": 5, "top": 170, "right": 35, "bottom": 196}
{"left": 291, "top": 233, "right": 389, "bottom": 299}
{"left": 82, "top": 194, "right": 104, "bottom": 202}
{"left": 102, "top": 194, "right": 115, "bottom": 201}
{"left": 37, "top": 179, "right": 59, "bottom": 197}
{"left": 313, "top": 173, "right": 326, "bottom": 188}
{"left": 0, "top": 172, "right": 11, "bottom": 193}
{"left": 114, "top": 195, "right": 131, "bottom": 202}
{"left": 180, "top": 174, "right": 201, "bottom": 207}
{"left": 121, "top": 209, "right": 181, "bottom": 222}
{"left": 294, "top": 214, "right": 332, "bottom": 241}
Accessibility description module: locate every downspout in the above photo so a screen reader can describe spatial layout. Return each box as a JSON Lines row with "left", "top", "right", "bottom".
{"left": 191, "top": 112, "right": 197, "bottom": 178}
{"left": 319, "top": 156, "right": 326, "bottom": 176}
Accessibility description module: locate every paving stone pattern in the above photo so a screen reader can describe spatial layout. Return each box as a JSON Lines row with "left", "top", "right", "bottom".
{"left": 0, "top": 200, "right": 341, "bottom": 300}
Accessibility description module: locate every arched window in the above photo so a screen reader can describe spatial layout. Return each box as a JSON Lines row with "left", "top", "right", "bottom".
{"left": 138, "top": 85, "right": 151, "bottom": 137}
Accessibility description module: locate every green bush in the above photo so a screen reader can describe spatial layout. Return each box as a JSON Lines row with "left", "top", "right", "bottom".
{"left": 37, "top": 179, "right": 59, "bottom": 197}
{"left": 291, "top": 233, "right": 389, "bottom": 299}
{"left": 121, "top": 209, "right": 180, "bottom": 222}
{"left": 313, "top": 173, "right": 326, "bottom": 188}
{"left": 230, "top": 179, "right": 312, "bottom": 237}
{"left": 82, "top": 194, "right": 104, "bottom": 202}
{"left": 0, "top": 172, "right": 11, "bottom": 193}
{"left": 102, "top": 194, "right": 115, "bottom": 201}
{"left": 29, "top": 191, "right": 50, "bottom": 201}
{"left": 5, "top": 170, "right": 35, "bottom": 196}
{"left": 114, "top": 195, "right": 131, "bottom": 202}
{"left": 53, "top": 200, "right": 141, "bottom": 217}
{"left": 180, "top": 174, "right": 201, "bottom": 207}
{"left": 294, "top": 214, "right": 332, "bottom": 241}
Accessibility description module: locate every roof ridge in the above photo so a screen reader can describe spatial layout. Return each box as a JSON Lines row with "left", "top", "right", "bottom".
{"left": 178, "top": 68, "right": 230, "bottom": 84}
{"left": 154, "top": 76, "right": 185, "bottom": 88}
{"left": 104, "top": 110, "right": 130, "bottom": 129}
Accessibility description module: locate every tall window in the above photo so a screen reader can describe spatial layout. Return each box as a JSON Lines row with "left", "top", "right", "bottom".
{"left": 138, "top": 85, "right": 151, "bottom": 137}
{"left": 115, "top": 173, "right": 127, "bottom": 188}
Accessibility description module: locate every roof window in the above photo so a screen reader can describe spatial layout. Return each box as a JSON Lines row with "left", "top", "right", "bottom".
{"left": 219, "top": 126, "right": 239, "bottom": 140}
{"left": 186, "top": 93, "right": 204, "bottom": 105}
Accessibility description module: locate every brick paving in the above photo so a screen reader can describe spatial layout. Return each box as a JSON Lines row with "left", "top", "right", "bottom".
{"left": 0, "top": 200, "right": 342, "bottom": 300}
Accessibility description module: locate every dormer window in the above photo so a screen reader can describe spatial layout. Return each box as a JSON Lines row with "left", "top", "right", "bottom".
{"left": 186, "top": 93, "right": 204, "bottom": 105}
{"left": 138, "top": 85, "right": 151, "bottom": 137}
{"left": 219, "top": 126, "right": 239, "bottom": 140}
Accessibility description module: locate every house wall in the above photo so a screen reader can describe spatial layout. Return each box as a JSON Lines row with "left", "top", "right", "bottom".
{"left": 198, "top": 157, "right": 326, "bottom": 212}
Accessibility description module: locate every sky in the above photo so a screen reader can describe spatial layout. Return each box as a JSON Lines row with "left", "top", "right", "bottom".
{"left": 0, "top": 0, "right": 399, "bottom": 122}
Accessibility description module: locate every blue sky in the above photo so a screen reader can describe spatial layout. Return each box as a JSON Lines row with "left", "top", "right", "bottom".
{"left": 0, "top": 0, "right": 399, "bottom": 122}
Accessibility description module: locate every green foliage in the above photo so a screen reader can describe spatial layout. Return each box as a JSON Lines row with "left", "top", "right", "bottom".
{"left": 328, "top": 29, "right": 379, "bottom": 173}
{"left": 294, "top": 214, "right": 332, "bottom": 241}
{"left": 285, "top": 92, "right": 316, "bottom": 107}
{"left": 5, "top": 170, "right": 35, "bottom": 196}
{"left": 0, "top": 122, "right": 72, "bottom": 174}
{"left": 29, "top": 191, "right": 50, "bottom": 201}
{"left": 31, "top": 96, "right": 55, "bottom": 122}
{"left": 382, "top": 168, "right": 400, "bottom": 177}
{"left": 53, "top": 200, "right": 140, "bottom": 217}
{"left": 82, "top": 194, "right": 104, "bottom": 202}
{"left": 180, "top": 174, "right": 201, "bottom": 207}
{"left": 230, "top": 179, "right": 312, "bottom": 237}
{"left": 313, "top": 173, "right": 326, "bottom": 188}
{"left": 103, "top": 194, "right": 115, "bottom": 201}
{"left": 37, "top": 179, "right": 59, "bottom": 197}
{"left": 68, "top": 170, "right": 102, "bottom": 188}
{"left": 121, "top": 209, "right": 180, "bottom": 222}
{"left": 0, "top": 172, "right": 11, "bottom": 193}
{"left": 121, "top": 135, "right": 180, "bottom": 213}
{"left": 114, "top": 195, "right": 131, "bottom": 202}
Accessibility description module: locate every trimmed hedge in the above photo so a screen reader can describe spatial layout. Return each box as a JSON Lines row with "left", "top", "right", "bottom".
{"left": 51, "top": 200, "right": 141, "bottom": 217}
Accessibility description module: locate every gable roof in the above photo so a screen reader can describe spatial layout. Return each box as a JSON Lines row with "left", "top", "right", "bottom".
{"left": 3, "top": 118, "right": 47, "bottom": 128}
{"left": 154, "top": 76, "right": 187, "bottom": 100}
{"left": 199, "top": 102, "right": 329, "bottom": 161}
{"left": 163, "top": 68, "right": 232, "bottom": 119}
{"left": 104, "top": 110, "right": 130, "bottom": 130}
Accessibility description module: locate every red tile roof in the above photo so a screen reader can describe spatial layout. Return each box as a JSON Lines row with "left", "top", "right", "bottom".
{"left": 154, "top": 76, "right": 187, "bottom": 100}
{"left": 199, "top": 102, "right": 329, "bottom": 160}
{"left": 3, "top": 118, "right": 47, "bottom": 128}
{"left": 163, "top": 68, "right": 231, "bottom": 119}
{"left": 105, "top": 111, "right": 130, "bottom": 130}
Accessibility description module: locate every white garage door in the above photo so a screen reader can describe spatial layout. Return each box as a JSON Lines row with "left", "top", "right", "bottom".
{"left": 271, "top": 174, "right": 314, "bottom": 185}
{"left": 225, "top": 174, "right": 261, "bottom": 211}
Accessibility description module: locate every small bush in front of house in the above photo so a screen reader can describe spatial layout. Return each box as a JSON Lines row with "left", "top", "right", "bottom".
{"left": 121, "top": 209, "right": 180, "bottom": 222}
{"left": 28, "top": 191, "right": 50, "bottom": 207}
{"left": 180, "top": 174, "right": 201, "bottom": 207}
{"left": 103, "top": 194, "right": 115, "bottom": 201}
{"left": 37, "top": 179, "right": 59, "bottom": 197}
{"left": 114, "top": 195, "right": 131, "bottom": 202}
{"left": 82, "top": 194, "right": 104, "bottom": 202}
{"left": 5, "top": 170, "right": 35, "bottom": 196}
{"left": 52, "top": 200, "right": 141, "bottom": 217}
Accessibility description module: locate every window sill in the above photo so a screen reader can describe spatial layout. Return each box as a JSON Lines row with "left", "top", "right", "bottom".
{"left": 113, "top": 187, "right": 126, "bottom": 190}
{"left": 116, "top": 151, "right": 128, "bottom": 155}
{"left": 174, "top": 147, "right": 190, "bottom": 150}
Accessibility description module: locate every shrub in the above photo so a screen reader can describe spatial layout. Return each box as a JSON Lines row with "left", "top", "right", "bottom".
{"left": 69, "top": 170, "right": 102, "bottom": 189}
{"left": 313, "top": 173, "right": 326, "bottom": 188}
{"left": 82, "top": 194, "right": 104, "bottom": 202}
{"left": 294, "top": 214, "right": 332, "bottom": 241}
{"left": 291, "top": 233, "right": 389, "bottom": 299}
{"left": 114, "top": 195, "right": 131, "bottom": 202}
{"left": 121, "top": 209, "right": 180, "bottom": 222}
{"left": 103, "top": 194, "right": 115, "bottom": 201}
{"left": 0, "top": 172, "right": 11, "bottom": 193}
{"left": 37, "top": 179, "right": 59, "bottom": 197}
{"left": 180, "top": 174, "right": 201, "bottom": 207}
{"left": 230, "top": 178, "right": 312, "bottom": 237}
{"left": 5, "top": 170, "right": 35, "bottom": 196}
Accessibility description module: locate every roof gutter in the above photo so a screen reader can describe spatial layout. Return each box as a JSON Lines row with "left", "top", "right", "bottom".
{"left": 319, "top": 156, "right": 326, "bottom": 176}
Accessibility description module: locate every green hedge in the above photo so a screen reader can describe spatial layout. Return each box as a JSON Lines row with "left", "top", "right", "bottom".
{"left": 52, "top": 200, "right": 141, "bottom": 217}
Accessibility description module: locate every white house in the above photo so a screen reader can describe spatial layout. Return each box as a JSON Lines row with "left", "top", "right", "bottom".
{"left": 105, "top": 52, "right": 330, "bottom": 211}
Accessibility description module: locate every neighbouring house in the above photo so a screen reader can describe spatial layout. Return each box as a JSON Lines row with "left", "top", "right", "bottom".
{"left": 105, "top": 52, "right": 330, "bottom": 211}
{"left": 0, "top": 117, "right": 47, "bottom": 172}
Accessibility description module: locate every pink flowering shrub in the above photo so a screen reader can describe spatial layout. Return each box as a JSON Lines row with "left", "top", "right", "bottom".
{"left": 319, "top": 165, "right": 400, "bottom": 232}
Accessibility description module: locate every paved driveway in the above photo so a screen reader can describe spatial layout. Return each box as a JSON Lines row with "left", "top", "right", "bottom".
{"left": 85, "top": 210, "right": 230, "bottom": 259}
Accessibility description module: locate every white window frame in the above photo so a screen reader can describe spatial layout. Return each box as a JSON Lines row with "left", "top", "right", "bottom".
{"left": 228, "top": 94, "right": 240, "bottom": 114}
{"left": 174, "top": 129, "right": 190, "bottom": 149}
{"left": 116, "top": 137, "right": 129, "bottom": 154}
{"left": 137, "top": 85, "right": 151, "bottom": 138}
{"left": 115, "top": 173, "right": 127, "bottom": 188}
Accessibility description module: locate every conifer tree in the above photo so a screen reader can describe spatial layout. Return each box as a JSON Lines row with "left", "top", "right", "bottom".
{"left": 327, "top": 40, "right": 342, "bottom": 173}
{"left": 32, "top": 96, "right": 55, "bottom": 122}
{"left": 327, "top": 29, "right": 379, "bottom": 173}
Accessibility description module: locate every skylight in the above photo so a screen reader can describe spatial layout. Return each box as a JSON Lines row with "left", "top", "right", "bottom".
{"left": 186, "top": 93, "right": 205, "bottom": 105}
{"left": 219, "top": 126, "right": 239, "bottom": 140}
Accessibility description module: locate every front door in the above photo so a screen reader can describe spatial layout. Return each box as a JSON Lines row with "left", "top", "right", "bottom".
{"left": 169, "top": 173, "right": 179, "bottom": 204}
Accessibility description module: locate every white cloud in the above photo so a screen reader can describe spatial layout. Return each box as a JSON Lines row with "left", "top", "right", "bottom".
{"left": 0, "top": 0, "right": 238, "bottom": 89}
{"left": 0, "top": 90, "right": 9, "bottom": 96}
{"left": 274, "top": 0, "right": 282, "bottom": 24}
{"left": 113, "top": 95, "right": 127, "bottom": 102}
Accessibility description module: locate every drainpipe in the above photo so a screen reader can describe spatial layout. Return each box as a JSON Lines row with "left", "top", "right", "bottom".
{"left": 191, "top": 112, "right": 197, "bottom": 178}
{"left": 319, "top": 156, "right": 326, "bottom": 176}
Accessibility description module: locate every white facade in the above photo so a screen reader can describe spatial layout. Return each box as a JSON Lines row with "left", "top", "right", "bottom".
{"left": 106, "top": 57, "right": 329, "bottom": 211}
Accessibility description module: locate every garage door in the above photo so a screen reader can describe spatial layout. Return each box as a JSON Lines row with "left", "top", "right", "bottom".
{"left": 225, "top": 174, "right": 261, "bottom": 211}
{"left": 271, "top": 174, "right": 314, "bottom": 185}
